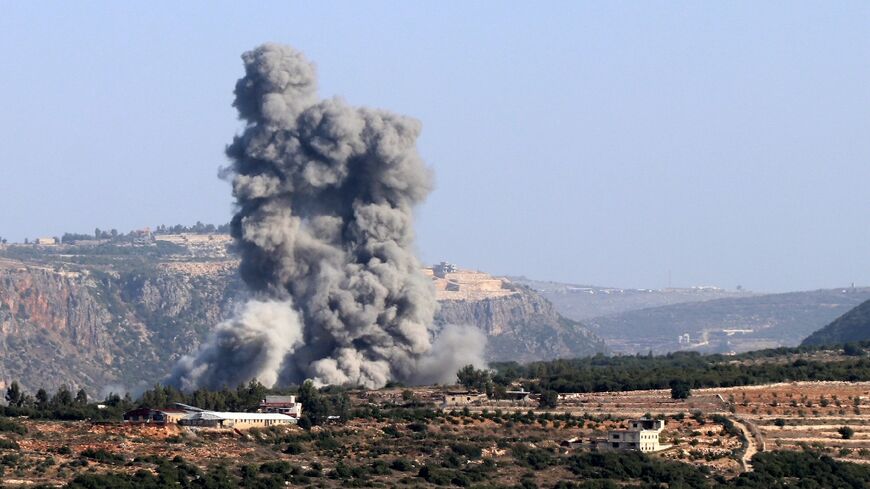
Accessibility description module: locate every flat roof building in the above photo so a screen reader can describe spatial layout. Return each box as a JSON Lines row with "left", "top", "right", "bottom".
{"left": 179, "top": 411, "right": 296, "bottom": 430}
{"left": 258, "top": 395, "right": 302, "bottom": 418}
{"left": 594, "top": 418, "right": 669, "bottom": 453}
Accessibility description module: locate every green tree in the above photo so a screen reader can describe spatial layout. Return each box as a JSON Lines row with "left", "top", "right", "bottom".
{"left": 298, "top": 380, "right": 327, "bottom": 425}
{"left": 538, "top": 390, "right": 559, "bottom": 409}
{"left": 35, "top": 388, "right": 49, "bottom": 410}
{"left": 456, "top": 364, "right": 492, "bottom": 394}
{"left": 670, "top": 380, "right": 692, "bottom": 400}
{"left": 844, "top": 343, "right": 864, "bottom": 357}
{"left": 236, "top": 379, "right": 267, "bottom": 410}
{"left": 52, "top": 385, "right": 74, "bottom": 407}
{"left": 75, "top": 389, "right": 88, "bottom": 405}
{"left": 5, "top": 381, "right": 22, "bottom": 407}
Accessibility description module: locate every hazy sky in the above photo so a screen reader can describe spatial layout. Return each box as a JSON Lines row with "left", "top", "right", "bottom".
{"left": 1, "top": 2, "right": 868, "bottom": 292}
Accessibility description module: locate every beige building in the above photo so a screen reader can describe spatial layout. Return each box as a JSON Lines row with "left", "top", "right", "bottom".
{"left": 122, "top": 408, "right": 190, "bottom": 424}
{"left": 442, "top": 391, "right": 488, "bottom": 407}
{"left": 595, "top": 418, "right": 669, "bottom": 452}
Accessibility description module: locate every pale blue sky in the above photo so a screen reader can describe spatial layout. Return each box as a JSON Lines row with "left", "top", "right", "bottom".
{"left": 1, "top": 2, "right": 868, "bottom": 292}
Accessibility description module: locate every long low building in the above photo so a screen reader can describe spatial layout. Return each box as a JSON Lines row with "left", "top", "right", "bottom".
{"left": 122, "top": 408, "right": 189, "bottom": 424}
{"left": 179, "top": 411, "right": 296, "bottom": 430}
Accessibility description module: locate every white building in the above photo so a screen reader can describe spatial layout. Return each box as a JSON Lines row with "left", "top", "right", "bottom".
{"left": 596, "top": 418, "right": 669, "bottom": 452}
{"left": 258, "top": 395, "right": 303, "bottom": 418}
{"left": 179, "top": 411, "right": 296, "bottom": 430}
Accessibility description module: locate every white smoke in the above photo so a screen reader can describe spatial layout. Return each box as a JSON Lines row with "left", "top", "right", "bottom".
{"left": 169, "top": 299, "right": 303, "bottom": 389}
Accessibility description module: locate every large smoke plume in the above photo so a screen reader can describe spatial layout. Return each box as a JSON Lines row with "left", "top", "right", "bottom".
{"left": 168, "top": 44, "right": 485, "bottom": 390}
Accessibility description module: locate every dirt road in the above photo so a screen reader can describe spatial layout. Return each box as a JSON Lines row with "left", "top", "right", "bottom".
{"left": 731, "top": 416, "right": 761, "bottom": 472}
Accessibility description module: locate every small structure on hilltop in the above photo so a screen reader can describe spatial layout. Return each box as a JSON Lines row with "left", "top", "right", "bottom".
{"left": 179, "top": 411, "right": 296, "bottom": 430}
{"left": 34, "top": 237, "right": 58, "bottom": 246}
{"left": 257, "top": 395, "right": 302, "bottom": 418}
{"left": 433, "top": 261, "right": 459, "bottom": 277}
{"left": 594, "top": 418, "right": 669, "bottom": 453}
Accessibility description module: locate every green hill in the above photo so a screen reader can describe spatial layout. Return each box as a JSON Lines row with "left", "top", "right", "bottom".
{"left": 802, "top": 298, "right": 870, "bottom": 346}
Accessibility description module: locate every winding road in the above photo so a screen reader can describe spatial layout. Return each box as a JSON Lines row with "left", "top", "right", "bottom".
{"left": 730, "top": 416, "right": 763, "bottom": 472}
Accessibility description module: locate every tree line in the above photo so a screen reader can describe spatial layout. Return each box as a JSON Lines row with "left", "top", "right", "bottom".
{"left": 491, "top": 343, "right": 870, "bottom": 394}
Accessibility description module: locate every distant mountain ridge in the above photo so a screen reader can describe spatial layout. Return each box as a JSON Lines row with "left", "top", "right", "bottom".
{"left": 510, "top": 277, "right": 754, "bottom": 320}
{"left": 802, "top": 299, "right": 870, "bottom": 346}
{"left": 585, "top": 288, "right": 870, "bottom": 354}
{"left": 513, "top": 276, "right": 870, "bottom": 355}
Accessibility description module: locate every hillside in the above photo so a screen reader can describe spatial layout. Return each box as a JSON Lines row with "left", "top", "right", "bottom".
{"left": 511, "top": 277, "right": 754, "bottom": 320}
{"left": 0, "top": 238, "right": 604, "bottom": 395}
{"left": 585, "top": 287, "right": 870, "bottom": 354}
{"left": 802, "top": 298, "right": 870, "bottom": 346}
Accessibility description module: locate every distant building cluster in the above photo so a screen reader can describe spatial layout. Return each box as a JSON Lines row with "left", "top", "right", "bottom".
{"left": 441, "top": 389, "right": 533, "bottom": 408}
{"left": 433, "top": 261, "right": 459, "bottom": 278}
{"left": 122, "top": 396, "right": 302, "bottom": 431}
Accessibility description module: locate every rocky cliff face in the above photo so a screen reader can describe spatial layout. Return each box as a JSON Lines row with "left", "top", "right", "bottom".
{"left": 0, "top": 258, "right": 246, "bottom": 396}
{"left": 436, "top": 287, "right": 606, "bottom": 362}
{"left": 0, "top": 243, "right": 605, "bottom": 395}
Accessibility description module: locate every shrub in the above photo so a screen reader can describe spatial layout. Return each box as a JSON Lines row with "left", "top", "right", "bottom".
{"left": 260, "top": 460, "right": 292, "bottom": 474}
{"left": 0, "top": 439, "right": 19, "bottom": 450}
{"left": 838, "top": 426, "right": 855, "bottom": 440}
{"left": 79, "top": 448, "right": 125, "bottom": 465}
{"left": 0, "top": 419, "right": 26, "bottom": 435}
{"left": 391, "top": 459, "right": 413, "bottom": 472}
{"left": 406, "top": 422, "right": 427, "bottom": 433}
{"left": 284, "top": 443, "right": 302, "bottom": 455}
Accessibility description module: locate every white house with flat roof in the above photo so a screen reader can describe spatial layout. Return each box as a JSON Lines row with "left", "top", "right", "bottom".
{"left": 595, "top": 418, "right": 669, "bottom": 452}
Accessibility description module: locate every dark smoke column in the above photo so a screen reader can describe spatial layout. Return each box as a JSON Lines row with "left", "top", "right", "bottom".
{"left": 169, "top": 44, "right": 483, "bottom": 390}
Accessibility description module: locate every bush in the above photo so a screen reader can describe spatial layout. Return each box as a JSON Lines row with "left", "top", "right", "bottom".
{"left": 0, "top": 419, "right": 26, "bottom": 435}
{"left": 0, "top": 439, "right": 19, "bottom": 450}
{"left": 260, "top": 460, "right": 292, "bottom": 474}
{"left": 79, "top": 448, "right": 125, "bottom": 465}
{"left": 284, "top": 442, "right": 302, "bottom": 454}
{"left": 539, "top": 390, "right": 559, "bottom": 409}
{"left": 838, "top": 426, "right": 855, "bottom": 439}
{"left": 406, "top": 422, "right": 427, "bottom": 433}
{"left": 391, "top": 458, "right": 414, "bottom": 472}
{"left": 450, "top": 443, "right": 482, "bottom": 459}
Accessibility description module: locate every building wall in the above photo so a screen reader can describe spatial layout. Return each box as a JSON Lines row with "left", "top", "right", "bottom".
{"left": 600, "top": 425, "right": 664, "bottom": 453}
{"left": 180, "top": 417, "right": 295, "bottom": 430}
{"left": 443, "top": 394, "right": 487, "bottom": 406}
